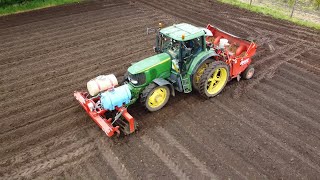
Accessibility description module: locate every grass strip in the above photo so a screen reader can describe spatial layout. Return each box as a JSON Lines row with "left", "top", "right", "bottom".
{"left": 0, "top": 0, "right": 81, "bottom": 16}
{"left": 218, "top": 0, "right": 320, "bottom": 30}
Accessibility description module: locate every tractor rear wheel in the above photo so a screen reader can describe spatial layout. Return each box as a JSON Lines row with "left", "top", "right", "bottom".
{"left": 140, "top": 83, "right": 170, "bottom": 112}
{"left": 192, "top": 59, "right": 212, "bottom": 91}
{"left": 199, "top": 61, "right": 229, "bottom": 98}
{"left": 241, "top": 65, "right": 254, "bottom": 80}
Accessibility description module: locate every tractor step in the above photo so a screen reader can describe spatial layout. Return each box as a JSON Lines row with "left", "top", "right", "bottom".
{"left": 181, "top": 75, "right": 192, "bottom": 93}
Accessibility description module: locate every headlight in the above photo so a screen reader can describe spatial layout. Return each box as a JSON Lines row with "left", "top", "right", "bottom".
{"left": 131, "top": 79, "right": 138, "bottom": 84}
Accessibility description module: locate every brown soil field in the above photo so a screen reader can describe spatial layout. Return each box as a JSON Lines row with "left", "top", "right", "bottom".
{"left": 0, "top": 0, "right": 320, "bottom": 179}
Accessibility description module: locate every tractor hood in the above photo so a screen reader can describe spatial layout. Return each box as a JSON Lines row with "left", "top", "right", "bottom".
{"left": 128, "top": 53, "right": 171, "bottom": 74}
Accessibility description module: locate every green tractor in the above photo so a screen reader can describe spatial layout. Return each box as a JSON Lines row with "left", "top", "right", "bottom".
{"left": 74, "top": 23, "right": 257, "bottom": 137}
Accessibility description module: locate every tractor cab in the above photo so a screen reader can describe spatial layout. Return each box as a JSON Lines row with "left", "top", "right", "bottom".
{"left": 155, "top": 23, "right": 207, "bottom": 74}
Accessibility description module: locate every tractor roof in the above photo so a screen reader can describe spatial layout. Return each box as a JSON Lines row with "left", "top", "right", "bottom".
{"left": 160, "top": 23, "right": 205, "bottom": 41}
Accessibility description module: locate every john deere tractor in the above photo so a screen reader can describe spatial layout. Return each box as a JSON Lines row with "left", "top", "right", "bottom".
{"left": 74, "top": 23, "right": 257, "bottom": 137}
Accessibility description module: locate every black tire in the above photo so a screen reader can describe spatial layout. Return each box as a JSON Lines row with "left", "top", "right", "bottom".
{"left": 241, "top": 65, "right": 254, "bottom": 80}
{"left": 140, "top": 83, "right": 170, "bottom": 112}
{"left": 199, "top": 61, "right": 229, "bottom": 98}
{"left": 192, "top": 59, "right": 213, "bottom": 91}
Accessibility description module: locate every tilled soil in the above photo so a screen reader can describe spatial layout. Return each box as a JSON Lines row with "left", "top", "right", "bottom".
{"left": 0, "top": 0, "right": 320, "bottom": 179}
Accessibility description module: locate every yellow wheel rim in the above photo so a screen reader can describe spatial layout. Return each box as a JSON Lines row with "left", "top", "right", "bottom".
{"left": 195, "top": 63, "right": 208, "bottom": 84}
{"left": 207, "top": 68, "right": 228, "bottom": 94}
{"left": 148, "top": 87, "right": 167, "bottom": 108}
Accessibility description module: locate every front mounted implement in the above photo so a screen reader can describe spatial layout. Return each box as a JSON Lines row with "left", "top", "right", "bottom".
{"left": 74, "top": 90, "right": 136, "bottom": 137}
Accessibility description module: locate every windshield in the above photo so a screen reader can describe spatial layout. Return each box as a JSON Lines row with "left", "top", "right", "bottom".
{"left": 159, "top": 34, "right": 180, "bottom": 58}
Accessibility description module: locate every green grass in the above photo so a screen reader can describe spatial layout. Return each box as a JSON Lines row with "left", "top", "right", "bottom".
{"left": 218, "top": 0, "right": 320, "bottom": 30}
{"left": 0, "top": 0, "right": 81, "bottom": 16}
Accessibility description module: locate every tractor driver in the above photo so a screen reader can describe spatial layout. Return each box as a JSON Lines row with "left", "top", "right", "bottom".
{"left": 182, "top": 38, "right": 202, "bottom": 60}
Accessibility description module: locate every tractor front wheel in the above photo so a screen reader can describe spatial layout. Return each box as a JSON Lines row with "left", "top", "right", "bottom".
{"left": 199, "top": 61, "right": 229, "bottom": 98}
{"left": 140, "top": 83, "right": 170, "bottom": 112}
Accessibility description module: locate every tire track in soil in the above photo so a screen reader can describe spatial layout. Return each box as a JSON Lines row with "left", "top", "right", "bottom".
{"left": 81, "top": 156, "right": 118, "bottom": 180}
{"left": 279, "top": 65, "right": 320, "bottom": 93}
{"left": 198, "top": 100, "right": 304, "bottom": 179}
{"left": 169, "top": 111, "right": 258, "bottom": 179}
{"left": 259, "top": 73, "right": 320, "bottom": 118}
{"left": 232, "top": 43, "right": 309, "bottom": 99}
{"left": 157, "top": 96, "right": 258, "bottom": 179}
{"left": 275, "top": 67, "right": 320, "bottom": 97}
{"left": 86, "top": 128, "right": 134, "bottom": 180}
{"left": 141, "top": 135, "right": 190, "bottom": 180}
{"left": 0, "top": 107, "right": 87, "bottom": 157}
{"left": 286, "top": 58, "right": 320, "bottom": 78}
{"left": 290, "top": 58, "right": 320, "bottom": 75}
{"left": 257, "top": 79, "right": 319, "bottom": 118}
{"left": 217, "top": 98, "right": 320, "bottom": 178}
{"left": 249, "top": 89, "right": 320, "bottom": 140}
{"left": 209, "top": 99, "right": 316, "bottom": 178}
{"left": 0, "top": 126, "right": 93, "bottom": 170}
{"left": 156, "top": 127, "right": 219, "bottom": 179}
{"left": 262, "top": 74, "right": 320, "bottom": 110}
{"left": 2, "top": 134, "right": 92, "bottom": 173}
{"left": 229, "top": 95, "right": 320, "bottom": 166}
{"left": 144, "top": 127, "right": 209, "bottom": 179}
{"left": 2, "top": 142, "right": 97, "bottom": 179}
{"left": 83, "top": 162, "right": 104, "bottom": 180}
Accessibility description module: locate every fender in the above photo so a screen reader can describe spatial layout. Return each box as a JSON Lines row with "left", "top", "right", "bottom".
{"left": 187, "top": 49, "right": 218, "bottom": 76}
{"left": 153, "top": 78, "right": 175, "bottom": 96}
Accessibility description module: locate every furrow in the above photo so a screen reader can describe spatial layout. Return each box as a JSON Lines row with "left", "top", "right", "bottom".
{"left": 0, "top": 10, "right": 155, "bottom": 56}
{"left": 250, "top": 89, "right": 320, "bottom": 139}
{"left": 213, "top": 99, "right": 320, "bottom": 175}
{"left": 0, "top": 17, "right": 155, "bottom": 67}
{"left": 156, "top": 127, "right": 218, "bottom": 179}
{"left": 141, "top": 135, "right": 190, "bottom": 180}
{"left": 3, "top": 142, "right": 96, "bottom": 179}
{"left": 171, "top": 110, "right": 263, "bottom": 179}
{"left": 0, "top": 2, "right": 128, "bottom": 40}
{"left": 0, "top": 49, "right": 152, "bottom": 122}
{"left": 0, "top": 127, "right": 93, "bottom": 168}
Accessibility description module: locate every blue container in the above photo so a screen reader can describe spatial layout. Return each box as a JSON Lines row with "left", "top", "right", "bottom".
{"left": 100, "top": 84, "right": 132, "bottom": 111}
